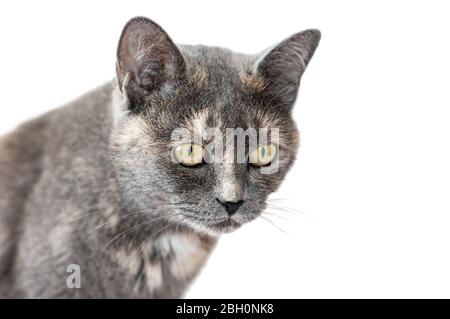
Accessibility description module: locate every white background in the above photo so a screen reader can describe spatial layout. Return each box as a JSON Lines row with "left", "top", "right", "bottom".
{"left": 1, "top": 1, "right": 449, "bottom": 298}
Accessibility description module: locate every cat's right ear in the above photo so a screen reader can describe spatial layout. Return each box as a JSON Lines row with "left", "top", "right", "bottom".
{"left": 116, "top": 17, "right": 185, "bottom": 110}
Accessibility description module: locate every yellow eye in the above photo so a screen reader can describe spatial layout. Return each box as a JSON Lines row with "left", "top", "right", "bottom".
{"left": 249, "top": 144, "right": 277, "bottom": 167}
{"left": 174, "top": 143, "right": 205, "bottom": 167}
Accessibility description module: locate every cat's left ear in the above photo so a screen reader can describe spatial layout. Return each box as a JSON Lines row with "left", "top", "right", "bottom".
{"left": 254, "top": 29, "right": 321, "bottom": 107}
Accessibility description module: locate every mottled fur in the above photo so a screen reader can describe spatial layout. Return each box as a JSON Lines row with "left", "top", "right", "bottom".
{"left": 0, "top": 17, "right": 320, "bottom": 298}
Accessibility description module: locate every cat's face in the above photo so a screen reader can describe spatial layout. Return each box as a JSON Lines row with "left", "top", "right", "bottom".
{"left": 111, "top": 17, "right": 320, "bottom": 236}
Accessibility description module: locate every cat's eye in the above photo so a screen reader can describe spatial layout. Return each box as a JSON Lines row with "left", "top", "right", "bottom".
{"left": 249, "top": 144, "right": 277, "bottom": 167}
{"left": 174, "top": 143, "right": 205, "bottom": 167}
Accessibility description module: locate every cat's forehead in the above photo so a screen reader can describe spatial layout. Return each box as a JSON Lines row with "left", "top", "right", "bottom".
{"left": 181, "top": 45, "right": 266, "bottom": 92}
{"left": 179, "top": 46, "right": 279, "bottom": 125}
{"left": 144, "top": 45, "right": 291, "bottom": 140}
{"left": 183, "top": 106, "right": 285, "bottom": 136}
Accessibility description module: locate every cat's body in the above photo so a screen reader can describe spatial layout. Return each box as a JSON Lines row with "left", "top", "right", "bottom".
{"left": 0, "top": 17, "right": 320, "bottom": 298}
{"left": 0, "top": 82, "right": 217, "bottom": 298}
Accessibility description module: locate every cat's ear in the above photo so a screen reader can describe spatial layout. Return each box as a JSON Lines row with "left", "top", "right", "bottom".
{"left": 254, "top": 29, "right": 321, "bottom": 107}
{"left": 116, "top": 17, "right": 185, "bottom": 104}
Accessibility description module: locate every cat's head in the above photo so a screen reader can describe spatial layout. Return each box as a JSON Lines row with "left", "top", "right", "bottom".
{"left": 111, "top": 17, "right": 320, "bottom": 236}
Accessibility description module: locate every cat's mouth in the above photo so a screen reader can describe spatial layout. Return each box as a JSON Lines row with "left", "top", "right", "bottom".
{"left": 179, "top": 208, "right": 259, "bottom": 236}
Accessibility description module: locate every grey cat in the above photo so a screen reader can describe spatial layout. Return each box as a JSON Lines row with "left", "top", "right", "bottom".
{"left": 0, "top": 17, "right": 320, "bottom": 298}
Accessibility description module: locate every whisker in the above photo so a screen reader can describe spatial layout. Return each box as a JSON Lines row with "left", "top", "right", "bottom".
{"left": 81, "top": 207, "right": 186, "bottom": 243}
{"left": 266, "top": 197, "right": 291, "bottom": 202}
{"left": 67, "top": 201, "right": 188, "bottom": 223}
{"left": 262, "top": 211, "right": 292, "bottom": 223}
{"left": 102, "top": 211, "right": 186, "bottom": 253}
{"left": 134, "top": 215, "right": 192, "bottom": 258}
{"left": 266, "top": 204, "right": 313, "bottom": 219}
{"left": 260, "top": 215, "right": 290, "bottom": 238}
{"left": 133, "top": 208, "right": 204, "bottom": 260}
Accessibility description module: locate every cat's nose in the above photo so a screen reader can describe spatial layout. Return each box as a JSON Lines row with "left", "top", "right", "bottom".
{"left": 216, "top": 198, "right": 244, "bottom": 216}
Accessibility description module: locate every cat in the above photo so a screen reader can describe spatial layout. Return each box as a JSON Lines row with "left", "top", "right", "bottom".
{"left": 0, "top": 17, "right": 320, "bottom": 298}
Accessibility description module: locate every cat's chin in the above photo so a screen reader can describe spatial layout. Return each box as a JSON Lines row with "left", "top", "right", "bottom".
{"left": 180, "top": 218, "right": 242, "bottom": 237}
{"left": 208, "top": 219, "right": 242, "bottom": 233}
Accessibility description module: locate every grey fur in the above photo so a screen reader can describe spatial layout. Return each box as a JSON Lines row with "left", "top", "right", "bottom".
{"left": 0, "top": 17, "right": 320, "bottom": 298}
